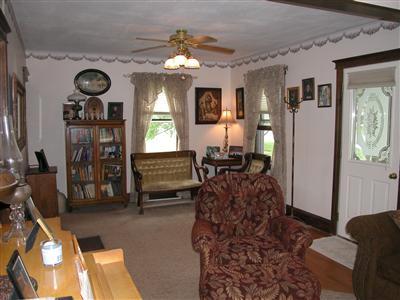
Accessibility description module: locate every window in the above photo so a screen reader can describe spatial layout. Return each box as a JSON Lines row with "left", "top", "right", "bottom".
{"left": 145, "top": 91, "right": 177, "bottom": 152}
{"left": 255, "top": 91, "right": 274, "bottom": 156}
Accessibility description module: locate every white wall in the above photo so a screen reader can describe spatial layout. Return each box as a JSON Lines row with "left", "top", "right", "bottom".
{"left": 26, "top": 58, "right": 233, "bottom": 195}
{"left": 231, "top": 27, "right": 400, "bottom": 219}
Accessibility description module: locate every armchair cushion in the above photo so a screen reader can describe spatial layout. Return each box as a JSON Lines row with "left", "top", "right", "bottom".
{"left": 378, "top": 253, "right": 400, "bottom": 285}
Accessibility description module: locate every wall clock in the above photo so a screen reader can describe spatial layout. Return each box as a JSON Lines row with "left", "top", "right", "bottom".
{"left": 74, "top": 69, "right": 111, "bottom": 96}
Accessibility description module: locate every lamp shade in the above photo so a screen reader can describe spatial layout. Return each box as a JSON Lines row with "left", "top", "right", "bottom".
{"left": 67, "top": 89, "right": 86, "bottom": 102}
{"left": 174, "top": 54, "right": 187, "bottom": 66}
{"left": 164, "top": 57, "right": 179, "bottom": 70}
{"left": 184, "top": 57, "right": 200, "bottom": 69}
{"left": 218, "top": 108, "right": 236, "bottom": 125}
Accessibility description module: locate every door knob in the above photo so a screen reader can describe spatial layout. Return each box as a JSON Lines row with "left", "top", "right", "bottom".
{"left": 389, "top": 173, "right": 398, "bottom": 179}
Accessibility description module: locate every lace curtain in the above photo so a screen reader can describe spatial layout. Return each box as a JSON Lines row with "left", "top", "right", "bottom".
{"left": 129, "top": 72, "right": 192, "bottom": 153}
{"left": 243, "top": 65, "right": 287, "bottom": 192}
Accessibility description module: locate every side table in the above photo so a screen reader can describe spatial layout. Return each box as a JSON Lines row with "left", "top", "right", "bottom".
{"left": 26, "top": 166, "right": 58, "bottom": 218}
{"left": 201, "top": 156, "right": 242, "bottom": 176}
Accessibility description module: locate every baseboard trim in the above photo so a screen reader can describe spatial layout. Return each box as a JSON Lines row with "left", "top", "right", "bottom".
{"left": 285, "top": 205, "right": 333, "bottom": 233}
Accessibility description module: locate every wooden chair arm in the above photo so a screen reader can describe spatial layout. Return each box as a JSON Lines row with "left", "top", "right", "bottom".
{"left": 130, "top": 153, "right": 143, "bottom": 192}
{"left": 191, "top": 150, "right": 209, "bottom": 181}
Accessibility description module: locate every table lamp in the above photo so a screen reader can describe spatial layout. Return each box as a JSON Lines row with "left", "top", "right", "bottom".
{"left": 0, "top": 115, "right": 31, "bottom": 243}
{"left": 218, "top": 108, "right": 236, "bottom": 153}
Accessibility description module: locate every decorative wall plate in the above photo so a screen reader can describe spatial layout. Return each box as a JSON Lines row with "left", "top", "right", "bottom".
{"left": 74, "top": 69, "right": 111, "bottom": 96}
{"left": 84, "top": 97, "right": 104, "bottom": 119}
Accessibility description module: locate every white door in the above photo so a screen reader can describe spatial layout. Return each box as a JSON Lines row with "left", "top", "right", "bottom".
{"left": 337, "top": 62, "right": 400, "bottom": 238}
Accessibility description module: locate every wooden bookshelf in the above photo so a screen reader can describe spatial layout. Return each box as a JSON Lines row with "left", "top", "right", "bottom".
{"left": 65, "top": 120, "right": 128, "bottom": 210}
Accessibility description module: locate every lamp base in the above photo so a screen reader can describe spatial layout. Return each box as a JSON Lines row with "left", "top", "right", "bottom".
{"left": 2, "top": 203, "right": 29, "bottom": 245}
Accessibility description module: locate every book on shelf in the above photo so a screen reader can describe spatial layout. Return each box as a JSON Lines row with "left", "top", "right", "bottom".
{"left": 71, "top": 128, "right": 93, "bottom": 144}
{"left": 71, "top": 146, "right": 93, "bottom": 162}
{"left": 72, "top": 183, "right": 95, "bottom": 199}
{"left": 71, "top": 165, "right": 93, "bottom": 181}
{"left": 100, "top": 182, "right": 122, "bottom": 198}
{"left": 99, "top": 128, "right": 122, "bottom": 143}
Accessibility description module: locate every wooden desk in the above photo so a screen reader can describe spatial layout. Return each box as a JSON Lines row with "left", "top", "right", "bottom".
{"left": 0, "top": 218, "right": 141, "bottom": 299}
{"left": 201, "top": 156, "right": 242, "bottom": 176}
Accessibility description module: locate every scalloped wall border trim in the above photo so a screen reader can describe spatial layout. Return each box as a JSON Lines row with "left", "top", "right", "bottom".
{"left": 26, "top": 21, "right": 399, "bottom": 69}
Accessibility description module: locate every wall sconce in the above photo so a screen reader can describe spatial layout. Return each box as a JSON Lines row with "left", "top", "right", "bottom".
{"left": 218, "top": 108, "right": 236, "bottom": 153}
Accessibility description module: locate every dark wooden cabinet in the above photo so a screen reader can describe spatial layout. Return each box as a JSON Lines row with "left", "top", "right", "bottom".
{"left": 26, "top": 166, "right": 59, "bottom": 218}
{"left": 64, "top": 120, "right": 128, "bottom": 209}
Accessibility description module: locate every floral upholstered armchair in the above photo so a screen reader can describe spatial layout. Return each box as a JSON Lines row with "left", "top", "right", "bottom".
{"left": 192, "top": 173, "right": 320, "bottom": 300}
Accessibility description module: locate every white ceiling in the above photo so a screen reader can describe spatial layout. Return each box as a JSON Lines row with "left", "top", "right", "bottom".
{"left": 11, "top": 0, "right": 381, "bottom": 62}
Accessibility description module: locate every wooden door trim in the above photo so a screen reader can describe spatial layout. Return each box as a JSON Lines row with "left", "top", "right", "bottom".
{"left": 331, "top": 48, "right": 400, "bottom": 234}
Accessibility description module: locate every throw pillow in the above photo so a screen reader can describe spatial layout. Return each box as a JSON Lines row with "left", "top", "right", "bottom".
{"left": 389, "top": 210, "right": 400, "bottom": 230}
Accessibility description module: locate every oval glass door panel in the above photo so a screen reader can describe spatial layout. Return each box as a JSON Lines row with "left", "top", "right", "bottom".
{"left": 351, "top": 87, "right": 393, "bottom": 164}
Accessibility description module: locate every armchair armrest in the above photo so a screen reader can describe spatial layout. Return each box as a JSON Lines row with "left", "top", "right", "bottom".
{"left": 269, "top": 216, "right": 312, "bottom": 260}
{"left": 192, "top": 219, "right": 216, "bottom": 267}
{"left": 191, "top": 151, "right": 209, "bottom": 181}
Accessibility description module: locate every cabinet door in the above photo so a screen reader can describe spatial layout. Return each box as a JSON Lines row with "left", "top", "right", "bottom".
{"left": 98, "top": 126, "right": 124, "bottom": 199}
{"left": 68, "top": 126, "right": 96, "bottom": 200}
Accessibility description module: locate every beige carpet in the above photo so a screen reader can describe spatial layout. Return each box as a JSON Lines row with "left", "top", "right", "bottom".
{"left": 61, "top": 203, "right": 355, "bottom": 300}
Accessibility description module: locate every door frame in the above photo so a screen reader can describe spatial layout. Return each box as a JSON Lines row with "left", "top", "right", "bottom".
{"left": 331, "top": 48, "right": 400, "bottom": 234}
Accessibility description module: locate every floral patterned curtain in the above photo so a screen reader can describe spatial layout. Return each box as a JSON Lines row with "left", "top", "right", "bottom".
{"left": 243, "top": 65, "right": 287, "bottom": 192}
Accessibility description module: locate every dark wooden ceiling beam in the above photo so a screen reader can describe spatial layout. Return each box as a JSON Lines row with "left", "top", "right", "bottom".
{"left": 267, "top": 0, "right": 400, "bottom": 23}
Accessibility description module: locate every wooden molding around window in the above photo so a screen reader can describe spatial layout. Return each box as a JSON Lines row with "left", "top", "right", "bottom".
{"left": 331, "top": 48, "right": 400, "bottom": 234}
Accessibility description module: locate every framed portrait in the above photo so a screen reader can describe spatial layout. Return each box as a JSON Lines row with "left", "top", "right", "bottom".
{"left": 195, "top": 87, "right": 222, "bottom": 124}
{"left": 107, "top": 102, "right": 124, "bottom": 120}
{"left": 235, "top": 87, "right": 244, "bottom": 119}
{"left": 74, "top": 69, "right": 111, "bottom": 96}
{"left": 228, "top": 145, "right": 243, "bottom": 159}
{"left": 63, "top": 103, "right": 74, "bottom": 120}
{"left": 11, "top": 74, "right": 27, "bottom": 149}
{"left": 318, "top": 84, "right": 332, "bottom": 108}
{"left": 302, "top": 77, "right": 315, "bottom": 101}
{"left": 287, "top": 87, "right": 300, "bottom": 109}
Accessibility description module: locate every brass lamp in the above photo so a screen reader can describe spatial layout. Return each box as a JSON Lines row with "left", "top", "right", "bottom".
{"left": 218, "top": 108, "right": 236, "bottom": 153}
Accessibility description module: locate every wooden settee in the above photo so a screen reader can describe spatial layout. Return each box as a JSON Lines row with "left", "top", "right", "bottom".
{"left": 130, "top": 150, "right": 208, "bottom": 214}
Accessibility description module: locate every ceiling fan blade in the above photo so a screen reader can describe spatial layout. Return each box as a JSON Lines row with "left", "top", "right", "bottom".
{"left": 131, "top": 45, "right": 169, "bottom": 53}
{"left": 187, "top": 35, "right": 217, "bottom": 44}
{"left": 192, "top": 44, "right": 235, "bottom": 54}
{"left": 267, "top": 0, "right": 400, "bottom": 22}
{"left": 136, "top": 37, "right": 171, "bottom": 43}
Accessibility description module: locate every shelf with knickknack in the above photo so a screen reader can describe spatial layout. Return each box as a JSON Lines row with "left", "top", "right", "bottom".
{"left": 65, "top": 120, "right": 128, "bottom": 210}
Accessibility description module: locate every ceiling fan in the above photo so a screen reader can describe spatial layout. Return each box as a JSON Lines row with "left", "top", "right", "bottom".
{"left": 131, "top": 29, "right": 235, "bottom": 69}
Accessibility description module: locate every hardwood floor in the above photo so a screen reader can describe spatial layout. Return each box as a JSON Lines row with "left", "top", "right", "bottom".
{"left": 305, "top": 227, "right": 353, "bottom": 293}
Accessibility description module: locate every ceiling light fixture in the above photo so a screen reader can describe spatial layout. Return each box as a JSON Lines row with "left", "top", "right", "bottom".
{"left": 164, "top": 48, "right": 200, "bottom": 70}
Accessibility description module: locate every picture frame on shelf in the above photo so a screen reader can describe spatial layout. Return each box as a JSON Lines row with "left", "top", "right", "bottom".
{"left": 107, "top": 102, "right": 123, "bottom": 120}
{"left": 195, "top": 87, "right": 222, "bottom": 124}
{"left": 63, "top": 103, "right": 74, "bottom": 120}
{"left": 318, "top": 84, "right": 332, "bottom": 108}
{"left": 302, "top": 77, "right": 315, "bottom": 101}
{"left": 235, "top": 87, "right": 244, "bottom": 119}
{"left": 228, "top": 145, "right": 243, "bottom": 159}
{"left": 287, "top": 87, "right": 300, "bottom": 109}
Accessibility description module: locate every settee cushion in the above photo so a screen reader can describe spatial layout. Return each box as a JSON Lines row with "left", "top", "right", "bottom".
{"left": 378, "top": 253, "right": 400, "bottom": 285}
{"left": 142, "top": 179, "right": 202, "bottom": 192}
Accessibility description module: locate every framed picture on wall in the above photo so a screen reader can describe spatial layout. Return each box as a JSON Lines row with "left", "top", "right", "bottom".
{"left": 12, "top": 74, "right": 27, "bottom": 149}
{"left": 236, "top": 87, "right": 244, "bottom": 119}
{"left": 302, "top": 77, "right": 315, "bottom": 101}
{"left": 318, "top": 84, "right": 332, "bottom": 108}
{"left": 108, "top": 102, "right": 123, "bottom": 120}
{"left": 195, "top": 87, "right": 222, "bottom": 124}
